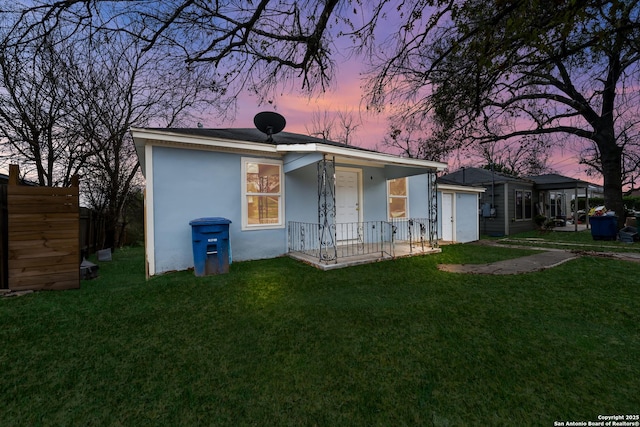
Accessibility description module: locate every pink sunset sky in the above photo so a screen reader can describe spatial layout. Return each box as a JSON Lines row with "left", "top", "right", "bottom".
{"left": 209, "top": 56, "right": 601, "bottom": 186}
{"left": 217, "top": 67, "right": 389, "bottom": 150}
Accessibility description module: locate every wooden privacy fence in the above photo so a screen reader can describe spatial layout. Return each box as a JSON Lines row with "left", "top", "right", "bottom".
{"left": 0, "top": 165, "right": 80, "bottom": 291}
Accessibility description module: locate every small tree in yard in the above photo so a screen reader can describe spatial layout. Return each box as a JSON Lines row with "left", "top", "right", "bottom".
{"left": 305, "top": 109, "right": 336, "bottom": 141}
{"left": 382, "top": 118, "right": 451, "bottom": 162}
{"left": 474, "top": 135, "right": 553, "bottom": 177}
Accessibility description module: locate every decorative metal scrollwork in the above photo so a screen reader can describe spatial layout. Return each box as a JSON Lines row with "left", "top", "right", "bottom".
{"left": 428, "top": 171, "right": 439, "bottom": 248}
{"left": 419, "top": 222, "right": 426, "bottom": 251}
{"left": 317, "top": 156, "right": 337, "bottom": 263}
{"left": 357, "top": 223, "right": 364, "bottom": 253}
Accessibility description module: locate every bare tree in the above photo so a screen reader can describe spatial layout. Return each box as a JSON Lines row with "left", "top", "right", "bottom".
{"left": 65, "top": 30, "right": 223, "bottom": 249}
{"left": 335, "top": 108, "right": 361, "bottom": 146}
{"left": 0, "top": 28, "right": 89, "bottom": 186}
{"left": 4, "top": 0, "right": 346, "bottom": 103}
{"left": 382, "top": 115, "right": 453, "bottom": 162}
{"left": 471, "top": 136, "right": 553, "bottom": 177}
{"left": 1, "top": 9, "right": 224, "bottom": 249}
{"left": 305, "top": 107, "right": 362, "bottom": 145}
{"left": 305, "top": 109, "right": 336, "bottom": 140}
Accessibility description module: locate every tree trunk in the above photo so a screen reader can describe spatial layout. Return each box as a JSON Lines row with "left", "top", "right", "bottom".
{"left": 597, "top": 136, "right": 625, "bottom": 229}
{"left": 102, "top": 193, "right": 121, "bottom": 250}
{"left": 103, "top": 213, "right": 117, "bottom": 250}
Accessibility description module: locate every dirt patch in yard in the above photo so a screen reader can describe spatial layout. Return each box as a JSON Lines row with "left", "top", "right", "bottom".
{"left": 437, "top": 251, "right": 581, "bottom": 275}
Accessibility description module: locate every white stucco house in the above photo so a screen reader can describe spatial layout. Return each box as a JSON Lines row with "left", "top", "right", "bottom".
{"left": 132, "top": 127, "right": 450, "bottom": 276}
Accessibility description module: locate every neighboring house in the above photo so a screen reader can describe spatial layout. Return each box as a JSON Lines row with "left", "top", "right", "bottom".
{"left": 0, "top": 172, "right": 36, "bottom": 186}
{"left": 440, "top": 167, "right": 536, "bottom": 237}
{"left": 132, "top": 127, "right": 447, "bottom": 276}
{"left": 441, "top": 167, "right": 595, "bottom": 236}
{"left": 588, "top": 183, "right": 605, "bottom": 200}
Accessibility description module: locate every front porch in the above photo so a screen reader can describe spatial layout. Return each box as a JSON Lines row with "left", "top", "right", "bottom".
{"left": 287, "top": 219, "right": 441, "bottom": 270}
{"left": 285, "top": 154, "right": 443, "bottom": 269}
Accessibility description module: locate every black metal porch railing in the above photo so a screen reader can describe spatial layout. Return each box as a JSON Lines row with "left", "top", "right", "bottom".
{"left": 390, "top": 218, "right": 430, "bottom": 253}
{"left": 288, "top": 221, "right": 395, "bottom": 264}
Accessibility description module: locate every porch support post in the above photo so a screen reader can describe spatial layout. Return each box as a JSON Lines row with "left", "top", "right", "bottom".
{"left": 428, "top": 171, "right": 439, "bottom": 248}
{"left": 574, "top": 187, "right": 578, "bottom": 232}
{"left": 586, "top": 187, "right": 590, "bottom": 229}
{"left": 317, "top": 155, "right": 337, "bottom": 263}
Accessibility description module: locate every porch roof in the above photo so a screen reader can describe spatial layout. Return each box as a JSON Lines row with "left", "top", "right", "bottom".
{"left": 524, "top": 173, "right": 591, "bottom": 190}
{"left": 131, "top": 127, "right": 447, "bottom": 175}
{"left": 439, "top": 167, "right": 533, "bottom": 186}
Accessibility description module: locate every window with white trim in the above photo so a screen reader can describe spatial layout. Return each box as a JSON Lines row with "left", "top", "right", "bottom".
{"left": 388, "top": 177, "right": 408, "bottom": 219}
{"left": 242, "top": 158, "right": 284, "bottom": 229}
{"left": 515, "top": 189, "right": 532, "bottom": 220}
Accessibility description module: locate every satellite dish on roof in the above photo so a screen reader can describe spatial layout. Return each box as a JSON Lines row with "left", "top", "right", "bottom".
{"left": 254, "top": 111, "right": 286, "bottom": 142}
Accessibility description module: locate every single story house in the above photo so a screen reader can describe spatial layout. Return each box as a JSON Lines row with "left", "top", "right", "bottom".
{"left": 440, "top": 167, "right": 595, "bottom": 236}
{"left": 132, "top": 127, "right": 448, "bottom": 275}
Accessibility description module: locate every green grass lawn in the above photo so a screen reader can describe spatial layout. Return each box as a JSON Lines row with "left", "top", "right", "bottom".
{"left": 489, "top": 229, "right": 640, "bottom": 254}
{"left": 1, "top": 244, "right": 639, "bottom": 426}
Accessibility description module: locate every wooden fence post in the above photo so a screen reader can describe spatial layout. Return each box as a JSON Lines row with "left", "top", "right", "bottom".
{"left": 0, "top": 173, "right": 7, "bottom": 289}
{"left": 8, "top": 164, "right": 19, "bottom": 186}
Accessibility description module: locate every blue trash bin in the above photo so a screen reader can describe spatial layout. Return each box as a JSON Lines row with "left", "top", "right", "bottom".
{"left": 189, "top": 217, "right": 232, "bottom": 276}
{"left": 589, "top": 215, "right": 618, "bottom": 241}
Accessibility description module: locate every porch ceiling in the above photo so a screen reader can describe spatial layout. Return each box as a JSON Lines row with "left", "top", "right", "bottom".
{"left": 283, "top": 157, "right": 438, "bottom": 178}
{"left": 383, "top": 165, "right": 438, "bottom": 179}
{"left": 283, "top": 152, "right": 325, "bottom": 173}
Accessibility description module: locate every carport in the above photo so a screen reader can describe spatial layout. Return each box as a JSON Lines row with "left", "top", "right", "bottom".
{"left": 526, "top": 174, "right": 592, "bottom": 232}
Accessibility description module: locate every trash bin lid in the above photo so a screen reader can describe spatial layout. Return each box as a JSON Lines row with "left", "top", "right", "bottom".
{"left": 189, "top": 217, "right": 232, "bottom": 226}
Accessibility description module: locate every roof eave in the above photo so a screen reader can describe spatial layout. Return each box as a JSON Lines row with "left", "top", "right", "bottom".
{"left": 438, "top": 183, "right": 486, "bottom": 193}
{"left": 275, "top": 143, "right": 447, "bottom": 171}
{"left": 130, "top": 127, "right": 448, "bottom": 172}
{"left": 130, "top": 127, "right": 278, "bottom": 154}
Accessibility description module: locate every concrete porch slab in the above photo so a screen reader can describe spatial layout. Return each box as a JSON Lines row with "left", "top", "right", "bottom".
{"left": 289, "top": 242, "right": 441, "bottom": 270}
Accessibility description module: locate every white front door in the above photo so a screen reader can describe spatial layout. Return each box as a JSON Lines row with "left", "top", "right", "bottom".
{"left": 335, "top": 169, "right": 360, "bottom": 241}
{"left": 441, "top": 192, "right": 454, "bottom": 241}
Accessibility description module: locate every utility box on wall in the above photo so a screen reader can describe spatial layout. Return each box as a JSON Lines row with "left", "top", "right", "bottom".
{"left": 481, "top": 203, "right": 496, "bottom": 218}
